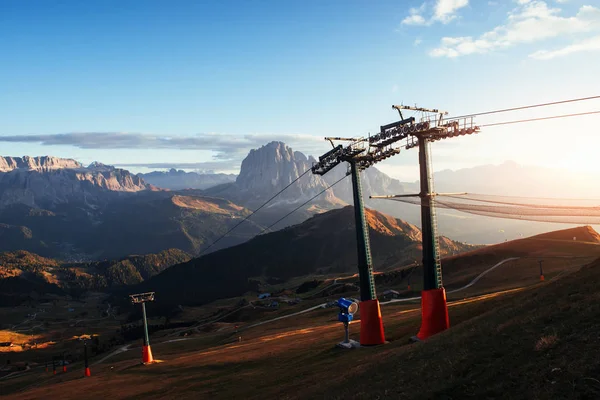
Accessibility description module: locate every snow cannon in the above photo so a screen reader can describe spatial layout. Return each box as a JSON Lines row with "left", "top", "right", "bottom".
{"left": 336, "top": 298, "right": 360, "bottom": 349}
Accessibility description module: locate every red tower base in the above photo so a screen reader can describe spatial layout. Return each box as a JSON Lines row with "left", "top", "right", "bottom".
{"left": 62, "top": 365, "right": 67, "bottom": 373}
{"left": 84, "top": 367, "right": 91, "bottom": 377}
{"left": 359, "top": 299, "right": 386, "bottom": 345}
{"left": 540, "top": 275, "right": 545, "bottom": 282}
{"left": 416, "top": 288, "right": 450, "bottom": 340}
{"left": 142, "top": 345, "right": 154, "bottom": 363}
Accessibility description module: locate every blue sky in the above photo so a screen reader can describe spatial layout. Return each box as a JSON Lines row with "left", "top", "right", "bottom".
{"left": 1, "top": 0, "right": 599, "bottom": 180}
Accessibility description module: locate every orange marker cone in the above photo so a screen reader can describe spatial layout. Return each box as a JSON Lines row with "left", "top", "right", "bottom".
{"left": 359, "top": 299, "right": 386, "bottom": 345}
{"left": 142, "top": 345, "right": 154, "bottom": 364}
{"left": 416, "top": 288, "right": 450, "bottom": 340}
{"left": 540, "top": 275, "right": 545, "bottom": 282}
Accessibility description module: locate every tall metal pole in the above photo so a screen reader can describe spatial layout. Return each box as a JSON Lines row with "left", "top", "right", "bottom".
{"left": 84, "top": 340, "right": 91, "bottom": 377}
{"left": 418, "top": 136, "right": 441, "bottom": 290}
{"left": 140, "top": 301, "right": 154, "bottom": 363}
{"left": 349, "top": 160, "right": 385, "bottom": 345}
{"left": 349, "top": 160, "right": 376, "bottom": 301}
{"left": 415, "top": 136, "right": 449, "bottom": 340}
{"left": 142, "top": 302, "right": 150, "bottom": 347}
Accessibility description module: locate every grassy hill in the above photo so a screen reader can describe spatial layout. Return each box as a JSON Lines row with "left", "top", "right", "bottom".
{"left": 134, "top": 206, "right": 477, "bottom": 308}
{"left": 0, "top": 249, "right": 191, "bottom": 306}
{"left": 0, "top": 193, "right": 265, "bottom": 260}
{"left": 5, "top": 251, "right": 600, "bottom": 399}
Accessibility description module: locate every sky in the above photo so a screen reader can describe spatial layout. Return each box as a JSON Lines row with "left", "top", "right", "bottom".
{"left": 1, "top": 0, "right": 599, "bottom": 181}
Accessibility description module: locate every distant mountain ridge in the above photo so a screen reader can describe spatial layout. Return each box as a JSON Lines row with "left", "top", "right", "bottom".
{"left": 0, "top": 156, "right": 149, "bottom": 210}
{"left": 0, "top": 156, "right": 82, "bottom": 172}
{"left": 138, "top": 168, "right": 237, "bottom": 190}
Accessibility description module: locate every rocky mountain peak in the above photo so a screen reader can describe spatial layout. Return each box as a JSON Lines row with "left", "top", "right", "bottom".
{"left": 235, "top": 142, "right": 336, "bottom": 206}
{"left": 0, "top": 156, "right": 82, "bottom": 172}
{"left": 88, "top": 161, "right": 115, "bottom": 171}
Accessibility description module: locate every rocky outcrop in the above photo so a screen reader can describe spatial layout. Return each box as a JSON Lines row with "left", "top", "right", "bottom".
{"left": 207, "top": 141, "right": 404, "bottom": 211}
{"left": 0, "top": 156, "right": 149, "bottom": 209}
{"left": 234, "top": 141, "right": 339, "bottom": 206}
{"left": 0, "top": 156, "right": 82, "bottom": 172}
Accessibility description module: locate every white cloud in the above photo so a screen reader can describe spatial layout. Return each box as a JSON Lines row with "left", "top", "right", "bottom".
{"left": 414, "top": 38, "right": 423, "bottom": 46}
{"left": 0, "top": 132, "right": 329, "bottom": 161}
{"left": 402, "top": 14, "right": 428, "bottom": 26}
{"left": 433, "top": 0, "right": 469, "bottom": 23}
{"left": 401, "top": 1, "right": 468, "bottom": 26}
{"left": 529, "top": 34, "right": 600, "bottom": 59}
{"left": 402, "top": 3, "right": 428, "bottom": 26}
{"left": 429, "top": 1, "right": 600, "bottom": 58}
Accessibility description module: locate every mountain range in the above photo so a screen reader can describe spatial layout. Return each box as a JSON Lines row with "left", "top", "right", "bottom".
{"left": 0, "top": 143, "right": 411, "bottom": 260}
{"left": 138, "top": 169, "right": 236, "bottom": 190}
{"left": 2, "top": 142, "right": 596, "bottom": 260}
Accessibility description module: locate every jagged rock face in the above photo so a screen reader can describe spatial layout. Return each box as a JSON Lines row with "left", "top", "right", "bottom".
{"left": 0, "top": 156, "right": 148, "bottom": 209}
{"left": 235, "top": 141, "right": 337, "bottom": 205}
{"left": 232, "top": 141, "right": 405, "bottom": 208}
{"left": 0, "top": 156, "right": 82, "bottom": 172}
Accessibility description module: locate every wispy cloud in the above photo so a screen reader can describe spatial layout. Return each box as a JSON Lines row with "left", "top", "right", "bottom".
{"left": 115, "top": 161, "right": 238, "bottom": 171}
{"left": 401, "top": 1, "right": 469, "bottom": 26}
{"left": 430, "top": 2, "right": 600, "bottom": 58}
{"left": 0, "top": 132, "right": 329, "bottom": 160}
{"left": 529, "top": 34, "right": 600, "bottom": 59}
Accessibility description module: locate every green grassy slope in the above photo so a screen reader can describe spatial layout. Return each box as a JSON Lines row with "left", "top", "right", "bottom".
{"left": 322, "top": 258, "right": 600, "bottom": 400}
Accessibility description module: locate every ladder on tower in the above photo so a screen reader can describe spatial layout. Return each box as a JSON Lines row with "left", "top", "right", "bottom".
{"left": 430, "top": 197, "right": 443, "bottom": 288}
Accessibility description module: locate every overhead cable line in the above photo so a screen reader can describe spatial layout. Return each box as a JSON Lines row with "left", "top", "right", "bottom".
{"left": 448, "top": 95, "right": 600, "bottom": 120}
{"left": 479, "top": 110, "right": 600, "bottom": 128}
{"left": 260, "top": 174, "right": 350, "bottom": 234}
{"left": 197, "top": 168, "right": 312, "bottom": 256}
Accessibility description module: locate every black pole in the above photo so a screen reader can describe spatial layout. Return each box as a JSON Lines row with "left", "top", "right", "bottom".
{"left": 84, "top": 341, "right": 88, "bottom": 369}
{"left": 418, "top": 136, "right": 442, "bottom": 290}
{"left": 349, "top": 160, "right": 376, "bottom": 301}
{"left": 539, "top": 260, "right": 543, "bottom": 276}
{"left": 142, "top": 302, "right": 150, "bottom": 347}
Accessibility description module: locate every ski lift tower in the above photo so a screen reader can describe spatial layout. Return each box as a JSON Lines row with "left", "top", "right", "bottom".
{"left": 129, "top": 292, "right": 155, "bottom": 364}
{"left": 370, "top": 104, "right": 480, "bottom": 340}
{"left": 313, "top": 106, "right": 479, "bottom": 342}
{"left": 312, "top": 135, "right": 402, "bottom": 346}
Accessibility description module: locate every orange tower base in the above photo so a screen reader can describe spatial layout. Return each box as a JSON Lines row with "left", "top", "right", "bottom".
{"left": 142, "top": 345, "right": 154, "bottom": 363}
{"left": 84, "top": 367, "right": 91, "bottom": 377}
{"left": 416, "top": 288, "right": 450, "bottom": 340}
{"left": 359, "top": 299, "right": 385, "bottom": 345}
{"left": 540, "top": 275, "right": 545, "bottom": 282}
